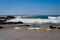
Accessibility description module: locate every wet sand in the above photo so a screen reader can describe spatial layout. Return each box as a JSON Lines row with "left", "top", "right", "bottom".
{"left": 0, "top": 28, "right": 60, "bottom": 40}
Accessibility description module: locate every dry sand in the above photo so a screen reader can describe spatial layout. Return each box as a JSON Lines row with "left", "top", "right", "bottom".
{"left": 0, "top": 27, "right": 60, "bottom": 40}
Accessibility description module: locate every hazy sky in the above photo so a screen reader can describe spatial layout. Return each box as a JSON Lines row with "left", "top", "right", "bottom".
{"left": 0, "top": 0, "right": 60, "bottom": 15}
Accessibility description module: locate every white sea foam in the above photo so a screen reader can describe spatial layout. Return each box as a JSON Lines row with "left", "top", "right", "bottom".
{"left": 48, "top": 16, "right": 60, "bottom": 19}
{"left": 6, "top": 16, "right": 60, "bottom": 24}
{"left": 48, "top": 16, "right": 57, "bottom": 19}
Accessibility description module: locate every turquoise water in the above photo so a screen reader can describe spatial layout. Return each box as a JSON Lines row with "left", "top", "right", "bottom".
{"left": 23, "top": 15, "right": 60, "bottom": 19}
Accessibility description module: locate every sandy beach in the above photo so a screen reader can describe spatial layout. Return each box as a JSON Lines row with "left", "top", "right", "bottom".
{"left": 0, "top": 27, "right": 60, "bottom": 40}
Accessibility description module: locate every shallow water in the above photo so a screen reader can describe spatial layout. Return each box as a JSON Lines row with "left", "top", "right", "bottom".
{"left": 0, "top": 29, "right": 60, "bottom": 40}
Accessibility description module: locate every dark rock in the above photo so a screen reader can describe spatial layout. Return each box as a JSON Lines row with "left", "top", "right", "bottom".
{"left": 0, "top": 26, "right": 3, "bottom": 29}
{"left": 57, "top": 27, "right": 60, "bottom": 29}
{"left": 0, "top": 20, "right": 5, "bottom": 22}
{"left": 0, "top": 20, "right": 6, "bottom": 24}
{"left": 4, "top": 21, "right": 23, "bottom": 24}
{"left": 0, "top": 17, "right": 6, "bottom": 19}
{"left": 49, "top": 26, "right": 56, "bottom": 29}
{"left": 6, "top": 16, "right": 15, "bottom": 20}
{"left": 0, "top": 22, "right": 6, "bottom": 24}
{"left": 23, "top": 25, "right": 30, "bottom": 26}
{"left": 25, "top": 25, "right": 30, "bottom": 26}
{"left": 0, "top": 21, "right": 23, "bottom": 24}
{"left": 17, "top": 21, "right": 23, "bottom": 24}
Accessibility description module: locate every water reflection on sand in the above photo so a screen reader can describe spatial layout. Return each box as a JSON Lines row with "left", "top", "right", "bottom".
{"left": 0, "top": 29, "right": 60, "bottom": 40}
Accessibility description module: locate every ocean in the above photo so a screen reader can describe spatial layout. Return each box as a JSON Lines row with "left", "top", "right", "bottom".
{"left": 22, "top": 15, "right": 60, "bottom": 19}
{"left": 15, "top": 15, "right": 60, "bottom": 27}
{"left": 0, "top": 15, "right": 60, "bottom": 27}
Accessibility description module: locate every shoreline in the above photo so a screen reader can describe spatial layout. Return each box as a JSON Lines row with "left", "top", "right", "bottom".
{"left": 0, "top": 27, "right": 60, "bottom": 31}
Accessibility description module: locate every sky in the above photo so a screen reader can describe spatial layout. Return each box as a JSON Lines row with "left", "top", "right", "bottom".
{"left": 0, "top": 0, "right": 60, "bottom": 15}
